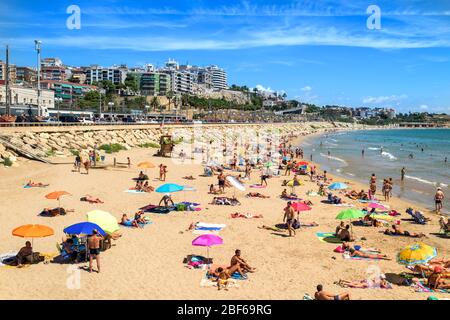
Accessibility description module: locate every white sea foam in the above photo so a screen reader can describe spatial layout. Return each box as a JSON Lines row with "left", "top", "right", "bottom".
{"left": 368, "top": 147, "right": 380, "bottom": 151}
{"left": 320, "top": 153, "right": 347, "bottom": 164}
{"left": 330, "top": 139, "right": 338, "bottom": 142}
{"left": 346, "top": 172, "right": 355, "bottom": 177}
{"left": 381, "top": 151, "right": 397, "bottom": 161}
{"left": 405, "top": 175, "right": 449, "bottom": 188}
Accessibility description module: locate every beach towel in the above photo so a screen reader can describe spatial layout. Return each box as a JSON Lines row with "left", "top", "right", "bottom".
{"left": 412, "top": 281, "right": 450, "bottom": 294}
{"left": 281, "top": 196, "right": 301, "bottom": 201}
{"left": 192, "top": 230, "right": 219, "bottom": 235}
{"left": 250, "top": 184, "right": 266, "bottom": 188}
{"left": 124, "top": 189, "right": 146, "bottom": 194}
{"left": 197, "top": 223, "right": 226, "bottom": 229}
{"left": 230, "top": 213, "right": 263, "bottom": 219}
{"left": 316, "top": 232, "right": 342, "bottom": 244}
{"left": 196, "top": 227, "right": 223, "bottom": 231}
{"left": 23, "top": 185, "right": 47, "bottom": 189}
{"left": 231, "top": 272, "right": 248, "bottom": 280}
{"left": 343, "top": 253, "right": 382, "bottom": 261}
{"left": 200, "top": 278, "right": 240, "bottom": 288}
{"left": 0, "top": 252, "right": 17, "bottom": 267}
{"left": 147, "top": 206, "right": 173, "bottom": 214}
{"left": 333, "top": 203, "right": 355, "bottom": 207}
{"left": 120, "top": 219, "right": 153, "bottom": 228}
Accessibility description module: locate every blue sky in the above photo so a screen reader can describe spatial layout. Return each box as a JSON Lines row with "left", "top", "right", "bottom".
{"left": 1, "top": 0, "right": 450, "bottom": 113}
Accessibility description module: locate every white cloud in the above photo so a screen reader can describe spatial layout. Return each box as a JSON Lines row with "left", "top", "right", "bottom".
{"left": 255, "top": 84, "right": 274, "bottom": 93}
{"left": 301, "top": 86, "right": 312, "bottom": 92}
{"left": 363, "top": 94, "right": 408, "bottom": 104}
{"left": 419, "top": 104, "right": 429, "bottom": 110}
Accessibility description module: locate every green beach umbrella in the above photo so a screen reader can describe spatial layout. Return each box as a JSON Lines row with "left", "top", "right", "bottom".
{"left": 336, "top": 209, "right": 365, "bottom": 220}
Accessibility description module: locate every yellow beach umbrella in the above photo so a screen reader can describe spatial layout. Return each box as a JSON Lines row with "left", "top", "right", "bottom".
{"left": 86, "top": 210, "right": 119, "bottom": 234}
{"left": 397, "top": 243, "right": 437, "bottom": 266}
{"left": 137, "top": 161, "right": 156, "bottom": 169}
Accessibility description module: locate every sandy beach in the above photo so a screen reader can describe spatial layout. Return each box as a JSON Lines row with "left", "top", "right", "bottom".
{"left": 0, "top": 129, "right": 448, "bottom": 300}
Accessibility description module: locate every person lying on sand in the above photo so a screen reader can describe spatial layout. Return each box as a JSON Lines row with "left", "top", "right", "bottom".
{"left": 230, "top": 249, "right": 256, "bottom": 273}
{"left": 80, "top": 195, "right": 104, "bottom": 204}
{"left": 428, "top": 266, "right": 450, "bottom": 290}
{"left": 25, "top": 180, "right": 49, "bottom": 188}
{"left": 315, "top": 284, "right": 350, "bottom": 300}
{"left": 40, "top": 207, "right": 74, "bottom": 216}
{"left": 119, "top": 214, "right": 139, "bottom": 228}
{"left": 246, "top": 192, "right": 269, "bottom": 198}
{"left": 341, "top": 242, "right": 380, "bottom": 253}
{"left": 384, "top": 224, "right": 427, "bottom": 238}
{"left": 182, "top": 175, "right": 196, "bottom": 180}
{"left": 258, "top": 225, "right": 285, "bottom": 232}
{"left": 348, "top": 248, "right": 391, "bottom": 260}
{"left": 336, "top": 275, "right": 391, "bottom": 289}
{"left": 208, "top": 264, "right": 245, "bottom": 280}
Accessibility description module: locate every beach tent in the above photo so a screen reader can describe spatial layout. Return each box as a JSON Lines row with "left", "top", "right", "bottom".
{"left": 86, "top": 210, "right": 119, "bottom": 234}
{"left": 12, "top": 224, "right": 54, "bottom": 262}
{"left": 397, "top": 243, "right": 437, "bottom": 266}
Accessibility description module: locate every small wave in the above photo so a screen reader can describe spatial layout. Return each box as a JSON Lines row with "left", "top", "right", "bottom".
{"left": 345, "top": 172, "right": 355, "bottom": 177}
{"left": 381, "top": 152, "right": 397, "bottom": 161}
{"left": 405, "top": 175, "right": 449, "bottom": 188}
{"left": 330, "top": 139, "right": 338, "bottom": 142}
{"left": 320, "top": 153, "right": 347, "bottom": 164}
{"left": 324, "top": 141, "right": 338, "bottom": 147}
{"left": 368, "top": 147, "right": 380, "bottom": 151}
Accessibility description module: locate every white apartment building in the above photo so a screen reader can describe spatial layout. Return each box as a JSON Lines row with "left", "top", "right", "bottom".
{"left": 206, "top": 65, "right": 227, "bottom": 90}
{"left": 86, "top": 65, "right": 127, "bottom": 85}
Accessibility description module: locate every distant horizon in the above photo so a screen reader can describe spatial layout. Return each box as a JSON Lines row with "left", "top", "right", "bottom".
{"left": 1, "top": 0, "right": 450, "bottom": 114}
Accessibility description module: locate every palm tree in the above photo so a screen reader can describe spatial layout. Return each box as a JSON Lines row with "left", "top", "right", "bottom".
{"left": 150, "top": 96, "right": 160, "bottom": 112}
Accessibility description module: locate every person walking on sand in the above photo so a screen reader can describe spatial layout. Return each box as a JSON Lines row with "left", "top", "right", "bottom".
{"left": 88, "top": 229, "right": 103, "bottom": 273}
{"left": 283, "top": 202, "right": 296, "bottom": 237}
{"left": 401, "top": 167, "right": 406, "bottom": 182}
{"left": 83, "top": 158, "right": 90, "bottom": 175}
{"left": 435, "top": 187, "right": 445, "bottom": 214}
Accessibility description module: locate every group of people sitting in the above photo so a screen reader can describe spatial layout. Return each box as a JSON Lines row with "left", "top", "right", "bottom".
{"left": 207, "top": 250, "right": 256, "bottom": 290}
{"left": 119, "top": 211, "right": 147, "bottom": 228}
{"left": 408, "top": 258, "right": 450, "bottom": 290}
{"left": 335, "top": 222, "right": 355, "bottom": 242}
{"left": 327, "top": 193, "right": 343, "bottom": 205}
{"left": 211, "top": 196, "right": 241, "bottom": 206}
{"left": 133, "top": 180, "right": 154, "bottom": 193}
{"left": 345, "top": 189, "right": 369, "bottom": 201}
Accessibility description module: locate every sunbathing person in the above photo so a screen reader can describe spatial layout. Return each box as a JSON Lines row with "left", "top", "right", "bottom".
{"left": 209, "top": 184, "right": 221, "bottom": 195}
{"left": 336, "top": 275, "right": 391, "bottom": 289}
{"left": 40, "top": 207, "right": 74, "bottom": 217}
{"left": 345, "top": 190, "right": 359, "bottom": 200}
{"left": 134, "top": 180, "right": 143, "bottom": 191}
{"left": 216, "top": 267, "right": 232, "bottom": 291}
{"left": 134, "top": 211, "right": 146, "bottom": 224}
{"left": 80, "top": 195, "right": 104, "bottom": 204}
{"left": 16, "top": 241, "right": 33, "bottom": 267}
{"left": 246, "top": 192, "right": 269, "bottom": 198}
{"left": 62, "top": 238, "right": 79, "bottom": 262}
{"left": 428, "top": 266, "right": 450, "bottom": 290}
{"left": 209, "top": 263, "right": 245, "bottom": 279}
{"left": 358, "top": 190, "right": 369, "bottom": 200}
{"left": 142, "top": 181, "right": 154, "bottom": 192}
{"left": 120, "top": 214, "right": 139, "bottom": 228}
{"left": 25, "top": 180, "right": 49, "bottom": 187}
{"left": 257, "top": 225, "right": 285, "bottom": 232}
{"left": 159, "top": 194, "right": 175, "bottom": 208}
{"left": 183, "top": 175, "right": 196, "bottom": 180}
{"left": 337, "top": 225, "right": 355, "bottom": 242}
{"left": 341, "top": 242, "right": 380, "bottom": 253}
{"left": 384, "top": 224, "right": 427, "bottom": 238}
{"left": 314, "top": 284, "right": 350, "bottom": 300}
{"left": 348, "top": 248, "right": 391, "bottom": 260}
{"left": 230, "top": 249, "right": 256, "bottom": 273}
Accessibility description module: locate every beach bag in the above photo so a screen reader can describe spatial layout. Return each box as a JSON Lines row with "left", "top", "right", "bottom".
{"left": 334, "top": 246, "right": 345, "bottom": 253}
{"left": 176, "top": 203, "right": 186, "bottom": 211}
{"left": 292, "top": 219, "right": 301, "bottom": 229}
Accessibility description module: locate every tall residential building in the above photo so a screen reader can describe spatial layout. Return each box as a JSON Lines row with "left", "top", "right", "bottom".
{"left": 41, "top": 57, "right": 69, "bottom": 82}
{"left": 207, "top": 65, "right": 227, "bottom": 90}
{"left": 0, "top": 84, "right": 54, "bottom": 109}
{"left": 197, "top": 68, "right": 213, "bottom": 89}
{"left": 0, "top": 60, "right": 17, "bottom": 83}
{"left": 69, "top": 67, "right": 87, "bottom": 84}
{"left": 86, "top": 65, "right": 127, "bottom": 85}
{"left": 16, "top": 67, "right": 37, "bottom": 84}
{"left": 140, "top": 72, "right": 171, "bottom": 96}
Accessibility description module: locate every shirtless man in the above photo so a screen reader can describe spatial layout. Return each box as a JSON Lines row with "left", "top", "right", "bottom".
{"left": 218, "top": 172, "right": 226, "bottom": 193}
{"left": 315, "top": 284, "right": 350, "bottom": 300}
{"left": 16, "top": 241, "right": 33, "bottom": 267}
{"left": 230, "top": 249, "right": 256, "bottom": 273}
{"left": 283, "top": 202, "right": 296, "bottom": 237}
{"left": 88, "top": 229, "right": 103, "bottom": 273}
{"left": 435, "top": 187, "right": 445, "bottom": 214}
{"left": 428, "top": 266, "right": 450, "bottom": 290}
{"left": 385, "top": 224, "right": 427, "bottom": 238}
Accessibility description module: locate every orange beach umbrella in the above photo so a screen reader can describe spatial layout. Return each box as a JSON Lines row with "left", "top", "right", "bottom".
{"left": 137, "top": 161, "right": 156, "bottom": 169}
{"left": 45, "top": 191, "right": 71, "bottom": 200}
{"left": 12, "top": 224, "right": 54, "bottom": 238}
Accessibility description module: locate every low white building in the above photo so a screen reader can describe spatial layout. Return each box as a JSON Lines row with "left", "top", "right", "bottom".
{"left": 0, "top": 84, "right": 55, "bottom": 112}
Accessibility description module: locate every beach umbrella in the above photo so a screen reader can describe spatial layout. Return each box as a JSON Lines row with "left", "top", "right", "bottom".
{"left": 264, "top": 161, "right": 274, "bottom": 168}
{"left": 86, "top": 210, "right": 119, "bottom": 234}
{"left": 336, "top": 209, "right": 365, "bottom": 220}
{"left": 295, "top": 161, "right": 309, "bottom": 167}
{"left": 397, "top": 243, "right": 437, "bottom": 266}
{"left": 155, "top": 183, "right": 184, "bottom": 193}
{"left": 12, "top": 224, "right": 54, "bottom": 262}
{"left": 226, "top": 176, "right": 245, "bottom": 198}
{"left": 328, "top": 182, "right": 348, "bottom": 190}
{"left": 192, "top": 234, "right": 223, "bottom": 260}
{"left": 45, "top": 191, "right": 72, "bottom": 211}
{"left": 287, "top": 179, "right": 302, "bottom": 187}
{"left": 367, "top": 202, "right": 387, "bottom": 210}
{"left": 137, "top": 161, "right": 156, "bottom": 169}
{"left": 63, "top": 222, "right": 106, "bottom": 237}
{"left": 291, "top": 202, "right": 311, "bottom": 212}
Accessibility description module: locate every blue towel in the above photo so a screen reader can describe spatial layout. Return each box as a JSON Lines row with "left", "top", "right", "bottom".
{"left": 231, "top": 272, "right": 248, "bottom": 280}
{"left": 196, "top": 227, "right": 222, "bottom": 231}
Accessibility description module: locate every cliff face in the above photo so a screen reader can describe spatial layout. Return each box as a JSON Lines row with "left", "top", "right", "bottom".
{"left": 0, "top": 121, "right": 364, "bottom": 165}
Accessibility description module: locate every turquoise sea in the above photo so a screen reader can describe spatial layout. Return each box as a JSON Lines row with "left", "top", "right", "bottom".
{"left": 301, "top": 129, "right": 450, "bottom": 213}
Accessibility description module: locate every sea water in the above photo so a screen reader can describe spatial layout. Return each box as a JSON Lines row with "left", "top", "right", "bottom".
{"left": 301, "top": 129, "right": 450, "bottom": 212}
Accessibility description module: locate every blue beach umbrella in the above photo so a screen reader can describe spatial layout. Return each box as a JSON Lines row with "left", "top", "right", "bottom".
{"left": 328, "top": 182, "right": 348, "bottom": 190}
{"left": 155, "top": 183, "right": 185, "bottom": 193}
{"left": 63, "top": 222, "right": 106, "bottom": 236}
